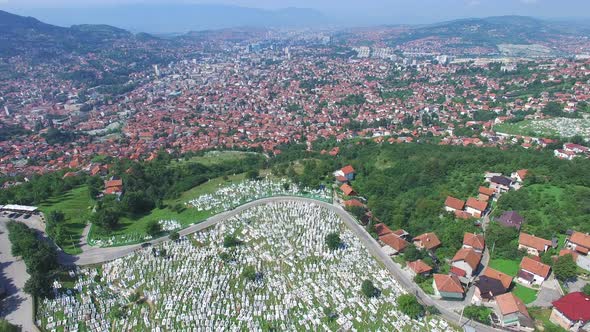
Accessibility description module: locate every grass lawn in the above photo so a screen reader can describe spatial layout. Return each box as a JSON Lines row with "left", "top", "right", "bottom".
{"left": 39, "top": 185, "right": 94, "bottom": 254}
{"left": 529, "top": 307, "right": 567, "bottom": 332}
{"left": 167, "top": 173, "right": 246, "bottom": 206}
{"left": 513, "top": 284, "right": 538, "bottom": 304}
{"left": 88, "top": 173, "right": 247, "bottom": 246}
{"left": 489, "top": 258, "right": 520, "bottom": 276}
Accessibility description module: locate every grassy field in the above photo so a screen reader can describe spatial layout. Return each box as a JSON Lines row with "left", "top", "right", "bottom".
{"left": 513, "top": 284, "right": 538, "bottom": 304}
{"left": 39, "top": 186, "right": 94, "bottom": 254}
{"left": 494, "top": 117, "right": 590, "bottom": 138}
{"left": 489, "top": 258, "right": 520, "bottom": 276}
{"left": 88, "top": 173, "right": 248, "bottom": 246}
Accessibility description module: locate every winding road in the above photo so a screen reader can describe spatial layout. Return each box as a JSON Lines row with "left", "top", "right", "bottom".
{"left": 6, "top": 196, "right": 502, "bottom": 331}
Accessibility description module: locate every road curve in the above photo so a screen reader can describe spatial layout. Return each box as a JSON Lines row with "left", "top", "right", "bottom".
{"left": 58, "top": 196, "right": 500, "bottom": 331}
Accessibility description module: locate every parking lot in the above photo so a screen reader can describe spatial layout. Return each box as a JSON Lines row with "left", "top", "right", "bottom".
{"left": 0, "top": 211, "right": 46, "bottom": 233}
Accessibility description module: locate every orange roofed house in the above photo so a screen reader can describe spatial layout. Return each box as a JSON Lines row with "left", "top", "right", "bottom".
{"left": 472, "top": 267, "right": 512, "bottom": 304}
{"left": 451, "top": 248, "right": 482, "bottom": 280}
{"left": 413, "top": 232, "right": 441, "bottom": 252}
{"left": 408, "top": 259, "right": 433, "bottom": 277}
{"left": 463, "top": 232, "right": 485, "bottom": 253}
{"left": 379, "top": 233, "right": 409, "bottom": 255}
{"left": 333, "top": 165, "right": 355, "bottom": 181}
{"left": 494, "top": 292, "right": 534, "bottom": 331}
{"left": 432, "top": 274, "right": 464, "bottom": 300}
{"left": 517, "top": 256, "right": 551, "bottom": 286}
{"left": 104, "top": 178, "right": 123, "bottom": 196}
{"left": 340, "top": 184, "right": 357, "bottom": 196}
{"left": 566, "top": 231, "right": 590, "bottom": 256}
{"left": 518, "top": 233, "right": 552, "bottom": 256}
{"left": 444, "top": 196, "right": 465, "bottom": 213}
{"left": 465, "top": 197, "right": 488, "bottom": 218}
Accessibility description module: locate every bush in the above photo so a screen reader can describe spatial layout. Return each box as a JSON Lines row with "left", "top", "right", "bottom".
{"left": 361, "top": 280, "right": 379, "bottom": 298}
{"left": 463, "top": 305, "right": 492, "bottom": 325}
{"left": 396, "top": 294, "right": 424, "bottom": 319}
{"left": 325, "top": 232, "right": 343, "bottom": 250}
{"left": 169, "top": 231, "right": 179, "bottom": 241}
{"left": 145, "top": 220, "right": 162, "bottom": 236}
{"left": 554, "top": 254, "right": 577, "bottom": 281}
{"left": 583, "top": 283, "right": 590, "bottom": 296}
{"left": 223, "top": 234, "right": 242, "bottom": 248}
{"left": 242, "top": 265, "right": 258, "bottom": 282}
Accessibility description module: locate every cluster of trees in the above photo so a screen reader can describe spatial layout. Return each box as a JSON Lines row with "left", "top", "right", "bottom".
{"left": 42, "top": 127, "right": 80, "bottom": 145}
{"left": 337, "top": 94, "right": 366, "bottom": 106}
{"left": 7, "top": 221, "right": 58, "bottom": 298}
{"left": 0, "top": 123, "right": 29, "bottom": 141}
{"left": 463, "top": 305, "right": 492, "bottom": 324}
{"left": 0, "top": 171, "right": 87, "bottom": 205}
{"left": 46, "top": 210, "right": 68, "bottom": 248}
{"left": 396, "top": 294, "right": 424, "bottom": 319}
{"left": 361, "top": 280, "right": 379, "bottom": 298}
{"left": 90, "top": 150, "right": 265, "bottom": 234}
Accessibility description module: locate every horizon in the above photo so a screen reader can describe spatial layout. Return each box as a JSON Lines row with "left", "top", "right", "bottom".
{"left": 2, "top": 1, "right": 590, "bottom": 33}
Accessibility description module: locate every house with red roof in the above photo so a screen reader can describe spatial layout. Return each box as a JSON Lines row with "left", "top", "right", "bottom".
{"left": 451, "top": 248, "right": 482, "bottom": 280}
{"left": 494, "top": 292, "right": 534, "bottom": 330}
{"left": 550, "top": 292, "right": 590, "bottom": 331}
{"left": 340, "top": 184, "right": 356, "bottom": 196}
{"left": 566, "top": 231, "right": 590, "bottom": 256}
{"left": 104, "top": 178, "right": 123, "bottom": 196}
{"left": 465, "top": 197, "right": 488, "bottom": 218}
{"left": 333, "top": 165, "right": 355, "bottom": 181}
{"left": 413, "top": 232, "right": 441, "bottom": 251}
{"left": 518, "top": 233, "right": 552, "bottom": 256}
{"left": 432, "top": 274, "right": 464, "bottom": 300}
{"left": 517, "top": 256, "right": 551, "bottom": 286}
{"left": 463, "top": 233, "right": 485, "bottom": 253}
{"left": 444, "top": 196, "right": 465, "bottom": 213}
{"left": 408, "top": 259, "right": 433, "bottom": 277}
{"left": 379, "top": 233, "right": 409, "bottom": 255}
{"left": 478, "top": 186, "right": 495, "bottom": 201}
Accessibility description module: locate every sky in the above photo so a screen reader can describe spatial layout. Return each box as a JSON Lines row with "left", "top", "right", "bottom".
{"left": 1, "top": 0, "right": 590, "bottom": 32}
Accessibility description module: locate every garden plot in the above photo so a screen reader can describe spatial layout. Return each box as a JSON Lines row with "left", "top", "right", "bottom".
{"left": 38, "top": 201, "right": 452, "bottom": 332}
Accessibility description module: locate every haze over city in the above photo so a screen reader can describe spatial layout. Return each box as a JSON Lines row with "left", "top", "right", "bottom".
{"left": 1, "top": 1, "right": 590, "bottom": 332}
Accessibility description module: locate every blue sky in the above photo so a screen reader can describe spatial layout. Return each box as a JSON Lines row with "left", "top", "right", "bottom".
{"left": 1, "top": 0, "right": 589, "bottom": 31}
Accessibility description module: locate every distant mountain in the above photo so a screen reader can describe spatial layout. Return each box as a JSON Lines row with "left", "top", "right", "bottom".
{"left": 394, "top": 15, "right": 584, "bottom": 48}
{"left": 7, "top": 5, "right": 329, "bottom": 34}
{"left": 0, "top": 10, "right": 156, "bottom": 57}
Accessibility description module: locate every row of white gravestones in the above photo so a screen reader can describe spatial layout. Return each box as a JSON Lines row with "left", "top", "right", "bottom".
{"left": 38, "top": 201, "right": 453, "bottom": 331}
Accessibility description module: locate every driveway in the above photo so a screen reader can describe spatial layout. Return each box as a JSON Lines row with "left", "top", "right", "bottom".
{"left": 531, "top": 278, "right": 563, "bottom": 307}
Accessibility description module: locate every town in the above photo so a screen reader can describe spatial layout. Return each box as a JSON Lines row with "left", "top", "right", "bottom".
{"left": 1, "top": 5, "right": 590, "bottom": 332}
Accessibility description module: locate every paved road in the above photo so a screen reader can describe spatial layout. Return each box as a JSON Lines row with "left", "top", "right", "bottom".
{"left": 0, "top": 221, "right": 38, "bottom": 332}
{"left": 14, "top": 196, "right": 502, "bottom": 331}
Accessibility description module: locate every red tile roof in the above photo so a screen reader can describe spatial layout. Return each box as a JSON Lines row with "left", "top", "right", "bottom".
{"left": 433, "top": 274, "right": 463, "bottom": 294}
{"left": 482, "top": 267, "right": 513, "bottom": 289}
{"left": 519, "top": 233, "right": 551, "bottom": 252}
{"left": 445, "top": 196, "right": 465, "bottom": 210}
{"left": 569, "top": 231, "right": 590, "bottom": 249}
{"left": 552, "top": 292, "right": 590, "bottom": 323}
{"left": 478, "top": 186, "right": 495, "bottom": 196}
{"left": 413, "top": 232, "right": 442, "bottom": 250}
{"left": 496, "top": 292, "right": 530, "bottom": 318}
{"left": 341, "top": 165, "right": 355, "bottom": 175}
{"left": 466, "top": 197, "right": 488, "bottom": 212}
{"left": 452, "top": 248, "right": 482, "bottom": 270}
{"left": 379, "top": 233, "right": 409, "bottom": 252}
{"left": 340, "top": 184, "right": 355, "bottom": 196}
{"left": 520, "top": 256, "right": 551, "bottom": 278}
{"left": 408, "top": 260, "right": 433, "bottom": 274}
{"left": 374, "top": 223, "right": 392, "bottom": 237}
{"left": 463, "top": 233, "right": 485, "bottom": 251}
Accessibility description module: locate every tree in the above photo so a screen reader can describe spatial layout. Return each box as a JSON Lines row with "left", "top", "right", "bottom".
{"left": 396, "top": 294, "right": 424, "bottom": 319}
{"left": 361, "top": 280, "right": 379, "bottom": 298}
{"left": 169, "top": 231, "right": 179, "bottom": 241}
{"left": 145, "top": 220, "right": 161, "bottom": 237}
{"left": 24, "top": 273, "right": 52, "bottom": 298}
{"left": 325, "top": 232, "right": 343, "bottom": 250}
{"left": 0, "top": 319, "right": 19, "bottom": 332}
{"left": 123, "top": 191, "right": 155, "bottom": 215}
{"left": 246, "top": 169, "right": 260, "bottom": 180}
{"left": 463, "top": 305, "right": 492, "bottom": 324}
{"left": 553, "top": 254, "right": 577, "bottom": 281}
{"left": 582, "top": 283, "right": 590, "bottom": 296}
{"left": 108, "top": 304, "right": 125, "bottom": 320}
{"left": 223, "top": 234, "right": 242, "bottom": 248}
{"left": 242, "top": 265, "right": 257, "bottom": 282}
{"left": 404, "top": 243, "right": 423, "bottom": 262}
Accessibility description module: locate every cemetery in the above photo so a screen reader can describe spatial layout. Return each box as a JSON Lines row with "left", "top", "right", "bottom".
{"left": 38, "top": 201, "right": 453, "bottom": 331}
{"left": 494, "top": 117, "right": 590, "bottom": 138}
{"left": 88, "top": 176, "right": 331, "bottom": 247}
